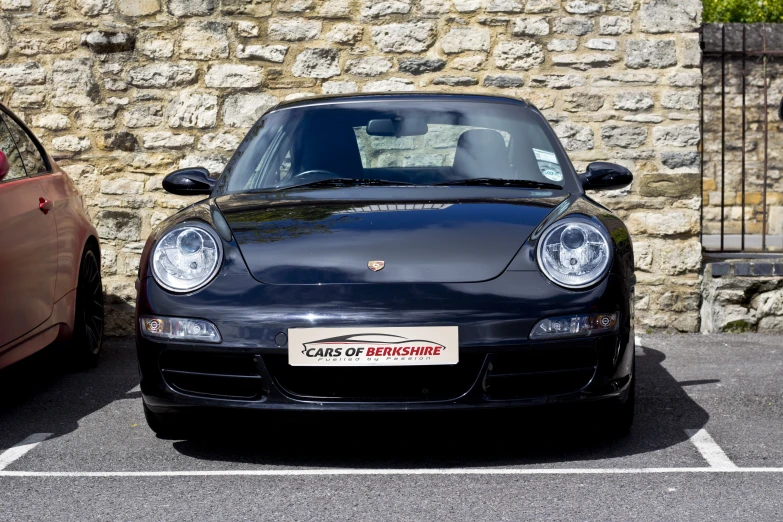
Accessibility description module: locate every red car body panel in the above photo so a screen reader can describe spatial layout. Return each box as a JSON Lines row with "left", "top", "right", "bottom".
{"left": 0, "top": 104, "right": 99, "bottom": 369}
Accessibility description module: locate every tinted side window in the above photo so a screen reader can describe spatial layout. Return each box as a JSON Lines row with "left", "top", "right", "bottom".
{"left": 0, "top": 114, "right": 48, "bottom": 176}
{"left": 0, "top": 117, "right": 28, "bottom": 182}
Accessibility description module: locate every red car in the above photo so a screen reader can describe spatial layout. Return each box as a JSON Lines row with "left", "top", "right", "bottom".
{"left": 0, "top": 103, "right": 103, "bottom": 369}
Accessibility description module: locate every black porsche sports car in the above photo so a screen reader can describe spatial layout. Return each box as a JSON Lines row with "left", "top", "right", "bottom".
{"left": 135, "top": 93, "right": 636, "bottom": 437}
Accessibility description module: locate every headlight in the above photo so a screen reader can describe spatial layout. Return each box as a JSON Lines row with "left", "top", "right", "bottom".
{"left": 537, "top": 217, "right": 611, "bottom": 289}
{"left": 151, "top": 222, "right": 223, "bottom": 292}
{"left": 140, "top": 315, "right": 221, "bottom": 343}
{"left": 530, "top": 313, "right": 618, "bottom": 339}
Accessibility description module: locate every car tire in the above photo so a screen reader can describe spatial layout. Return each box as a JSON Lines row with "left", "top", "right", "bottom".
{"left": 143, "top": 403, "right": 191, "bottom": 439}
{"left": 601, "top": 375, "right": 635, "bottom": 437}
{"left": 68, "top": 245, "right": 104, "bottom": 369}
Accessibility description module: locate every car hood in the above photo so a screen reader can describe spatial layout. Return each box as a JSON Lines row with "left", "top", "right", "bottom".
{"left": 215, "top": 187, "right": 569, "bottom": 285}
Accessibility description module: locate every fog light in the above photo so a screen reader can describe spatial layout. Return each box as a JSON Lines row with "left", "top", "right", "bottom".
{"left": 140, "top": 315, "right": 221, "bottom": 343}
{"left": 529, "top": 313, "right": 618, "bottom": 340}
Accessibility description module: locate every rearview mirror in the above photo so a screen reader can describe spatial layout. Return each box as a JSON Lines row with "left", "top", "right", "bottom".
{"left": 162, "top": 167, "right": 215, "bottom": 196}
{"left": 0, "top": 151, "right": 9, "bottom": 181}
{"left": 579, "top": 162, "right": 633, "bottom": 191}
{"left": 366, "top": 118, "right": 428, "bottom": 137}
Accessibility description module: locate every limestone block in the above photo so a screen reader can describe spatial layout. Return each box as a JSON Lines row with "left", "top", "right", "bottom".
{"left": 372, "top": 22, "right": 436, "bottom": 53}
{"left": 322, "top": 80, "right": 359, "bottom": 93}
{"left": 205, "top": 64, "right": 264, "bottom": 88}
{"left": 0, "top": 62, "right": 46, "bottom": 86}
{"left": 180, "top": 22, "right": 229, "bottom": 60}
{"left": 95, "top": 210, "right": 142, "bottom": 241}
{"left": 601, "top": 124, "right": 648, "bottom": 148}
{"left": 52, "top": 135, "right": 91, "bottom": 152}
{"left": 116, "top": 0, "right": 160, "bottom": 16}
{"left": 166, "top": 93, "right": 218, "bottom": 128}
{"left": 626, "top": 40, "right": 677, "bottom": 69}
{"left": 554, "top": 122, "right": 594, "bottom": 150}
{"left": 268, "top": 18, "right": 322, "bottom": 41}
{"left": 123, "top": 105, "right": 164, "bottom": 128}
{"left": 564, "top": 1, "right": 603, "bottom": 14}
{"left": 237, "top": 45, "right": 288, "bottom": 62}
{"left": 222, "top": 93, "right": 279, "bottom": 128}
{"left": 52, "top": 58, "right": 99, "bottom": 108}
{"left": 625, "top": 210, "right": 699, "bottom": 236}
{"left": 553, "top": 17, "right": 595, "bottom": 36}
{"left": 346, "top": 57, "right": 392, "bottom": 77}
{"left": 483, "top": 75, "right": 524, "bottom": 88}
{"left": 640, "top": 0, "right": 701, "bottom": 34}
{"left": 398, "top": 58, "right": 446, "bottom": 74}
{"left": 562, "top": 93, "right": 605, "bottom": 112}
{"left": 292, "top": 48, "right": 341, "bottom": 78}
{"left": 128, "top": 63, "right": 197, "bottom": 88}
{"left": 236, "top": 21, "right": 260, "bottom": 37}
{"left": 32, "top": 113, "right": 70, "bottom": 130}
{"left": 512, "top": 17, "right": 549, "bottom": 36}
{"left": 361, "top": 0, "right": 410, "bottom": 19}
{"left": 599, "top": 16, "right": 631, "bottom": 35}
{"left": 530, "top": 74, "right": 585, "bottom": 89}
{"left": 653, "top": 124, "right": 700, "bottom": 147}
{"left": 547, "top": 39, "right": 578, "bottom": 52}
{"left": 441, "top": 27, "right": 490, "bottom": 54}
{"left": 552, "top": 53, "right": 620, "bottom": 71}
{"left": 168, "top": 0, "right": 215, "bottom": 16}
{"left": 362, "top": 78, "right": 414, "bottom": 92}
{"left": 326, "top": 23, "right": 364, "bottom": 44}
{"left": 614, "top": 92, "right": 654, "bottom": 111}
{"left": 493, "top": 40, "right": 545, "bottom": 70}
{"left": 141, "top": 132, "right": 196, "bottom": 149}
{"left": 198, "top": 133, "right": 242, "bottom": 151}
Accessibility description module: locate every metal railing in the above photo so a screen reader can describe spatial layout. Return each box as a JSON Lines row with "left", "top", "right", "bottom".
{"left": 701, "top": 24, "right": 783, "bottom": 252}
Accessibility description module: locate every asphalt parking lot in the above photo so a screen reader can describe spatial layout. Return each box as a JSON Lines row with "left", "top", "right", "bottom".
{"left": 1, "top": 334, "right": 782, "bottom": 521}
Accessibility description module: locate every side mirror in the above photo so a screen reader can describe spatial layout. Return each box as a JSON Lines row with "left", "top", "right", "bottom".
{"left": 579, "top": 162, "right": 633, "bottom": 191}
{"left": 162, "top": 167, "right": 215, "bottom": 196}
{"left": 0, "top": 151, "right": 9, "bottom": 181}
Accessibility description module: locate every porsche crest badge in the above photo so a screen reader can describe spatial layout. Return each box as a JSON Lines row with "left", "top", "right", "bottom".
{"left": 368, "top": 260, "right": 385, "bottom": 272}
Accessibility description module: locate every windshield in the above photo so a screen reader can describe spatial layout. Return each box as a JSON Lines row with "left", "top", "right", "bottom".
{"left": 218, "top": 98, "right": 575, "bottom": 194}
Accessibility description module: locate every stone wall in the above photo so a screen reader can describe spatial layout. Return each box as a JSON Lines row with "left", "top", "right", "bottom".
{"left": 0, "top": 0, "right": 703, "bottom": 334}
{"left": 702, "top": 259, "right": 783, "bottom": 333}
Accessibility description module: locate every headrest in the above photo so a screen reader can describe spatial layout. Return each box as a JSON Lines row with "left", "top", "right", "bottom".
{"left": 452, "top": 129, "right": 511, "bottom": 179}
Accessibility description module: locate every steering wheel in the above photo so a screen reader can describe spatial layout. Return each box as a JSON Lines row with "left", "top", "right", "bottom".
{"left": 291, "top": 169, "right": 340, "bottom": 179}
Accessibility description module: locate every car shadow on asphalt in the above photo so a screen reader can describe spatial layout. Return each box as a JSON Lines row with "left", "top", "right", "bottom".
{"left": 172, "top": 344, "right": 712, "bottom": 468}
{"left": 0, "top": 337, "right": 139, "bottom": 450}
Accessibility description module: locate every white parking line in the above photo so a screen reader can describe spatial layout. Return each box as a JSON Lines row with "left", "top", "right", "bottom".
{"left": 127, "top": 385, "right": 141, "bottom": 394}
{"left": 0, "top": 467, "right": 782, "bottom": 478}
{"left": 0, "top": 434, "right": 52, "bottom": 471}
{"left": 685, "top": 429, "right": 738, "bottom": 470}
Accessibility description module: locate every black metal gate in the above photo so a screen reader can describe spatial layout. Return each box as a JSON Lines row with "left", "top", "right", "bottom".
{"left": 701, "top": 24, "right": 783, "bottom": 252}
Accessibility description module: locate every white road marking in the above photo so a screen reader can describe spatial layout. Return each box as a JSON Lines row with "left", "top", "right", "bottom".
{"left": 685, "top": 429, "right": 738, "bottom": 470}
{"left": 127, "top": 385, "right": 141, "bottom": 394}
{"left": 0, "top": 434, "right": 52, "bottom": 471}
{"left": 635, "top": 335, "right": 641, "bottom": 347}
{"left": 1, "top": 467, "right": 782, "bottom": 478}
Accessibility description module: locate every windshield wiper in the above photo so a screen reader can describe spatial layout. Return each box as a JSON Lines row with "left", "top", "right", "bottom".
{"left": 273, "top": 178, "right": 415, "bottom": 191}
{"left": 434, "top": 178, "right": 562, "bottom": 190}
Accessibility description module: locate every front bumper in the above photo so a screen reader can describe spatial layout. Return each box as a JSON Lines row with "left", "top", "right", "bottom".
{"left": 136, "top": 270, "right": 634, "bottom": 413}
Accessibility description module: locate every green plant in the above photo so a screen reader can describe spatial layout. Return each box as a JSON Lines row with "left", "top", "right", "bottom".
{"left": 703, "top": 0, "right": 783, "bottom": 23}
{"left": 723, "top": 319, "right": 756, "bottom": 333}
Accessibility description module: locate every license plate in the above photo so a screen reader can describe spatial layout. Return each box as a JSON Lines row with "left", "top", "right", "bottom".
{"left": 288, "top": 326, "right": 459, "bottom": 367}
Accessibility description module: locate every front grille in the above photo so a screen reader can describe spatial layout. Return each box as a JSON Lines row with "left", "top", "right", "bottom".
{"left": 485, "top": 343, "right": 598, "bottom": 400}
{"left": 159, "top": 350, "right": 265, "bottom": 400}
{"left": 263, "top": 354, "right": 485, "bottom": 402}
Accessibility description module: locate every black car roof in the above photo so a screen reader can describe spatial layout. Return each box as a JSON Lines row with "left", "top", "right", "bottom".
{"left": 271, "top": 92, "right": 532, "bottom": 112}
